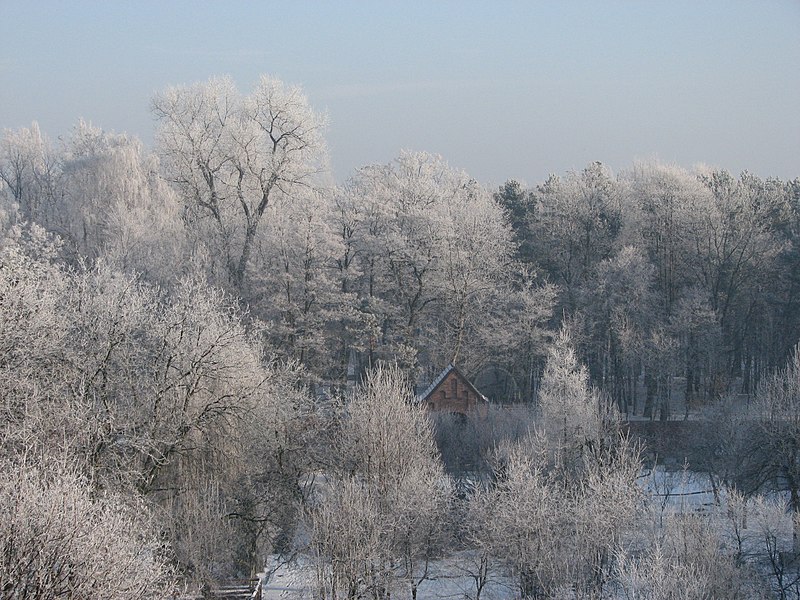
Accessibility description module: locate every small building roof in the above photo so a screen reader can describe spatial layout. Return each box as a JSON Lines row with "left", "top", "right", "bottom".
{"left": 417, "top": 363, "right": 489, "bottom": 404}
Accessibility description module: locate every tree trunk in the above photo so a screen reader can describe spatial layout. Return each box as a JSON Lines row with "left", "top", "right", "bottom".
{"left": 644, "top": 371, "right": 656, "bottom": 420}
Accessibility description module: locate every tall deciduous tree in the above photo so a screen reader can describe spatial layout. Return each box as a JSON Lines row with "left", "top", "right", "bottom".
{"left": 581, "top": 245, "right": 659, "bottom": 414}
{"left": 531, "top": 162, "right": 623, "bottom": 309}
{"left": 58, "top": 120, "right": 188, "bottom": 283}
{"left": 0, "top": 225, "right": 315, "bottom": 582}
{"left": 693, "top": 169, "right": 789, "bottom": 386}
{"left": 152, "top": 75, "right": 327, "bottom": 290}
{"left": 337, "top": 152, "right": 544, "bottom": 386}
{"left": 625, "top": 161, "right": 705, "bottom": 317}
{"left": 0, "top": 122, "right": 58, "bottom": 224}
{"left": 252, "top": 187, "right": 356, "bottom": 378}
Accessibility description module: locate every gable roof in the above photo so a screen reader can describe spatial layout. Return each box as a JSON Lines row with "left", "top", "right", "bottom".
{"left": 417, "top": 363, "right": 489, "bottom": 403}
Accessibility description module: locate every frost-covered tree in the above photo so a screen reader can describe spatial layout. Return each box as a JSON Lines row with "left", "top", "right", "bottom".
{"left": 0, "top": 122, "right": 58, "bottom": 223}
{"left": 309, "top": 477, "right": 385, "bottom": 600}
{"left": 337, "top": 152, "right": 548, "bottom": 385}
{"left": 484, "top": 432, "right": 641, "bottom": 598}
{"left": 309, "top": 366, "right": 450, "bottom": 599}
{"left": 738, "top": 344, "right": 800, "bottom": 552}
{"left": 433, "top": 169, "right": 515, "bottom": 366}
{"left": 0, "top": 461, "right": 173, "bottom": 599}
{"left": 485, "top": 442, "right": 563, "bottom": 598}
{"left": 615, "top": 510, "right": 765, "bottom": 600}
{"left": 59, "top": 120, "right": 189, "bottom": 282}
{"left": 624, "top": 161, "right": 706, "bottom": 317}
{"left": 531, "top": 162, "right": 624, "bottom": 309}
{"left": 252, "top": 187, "right": 357, "bottom": 378}
{"left": 480, "top": 330, "right": 641, "bottom": 598}
{"left": 694, "top": 169, "right": 789, "bottom": 387}
{"left": 581, "top": 245, "right": 659, "bottom": 414}
{"left": 0, "top": 120, "right": 190, "bottom": 284}
{"left": 0, "top": 226, "right": 312, "bottom": 583}
{"left": 152, "top": 75, "right": 327, "bottom": 290}
{"left": 537, "top": 326, "right": 612, "bottom": 460}
{"left": 669, "top": 286, "right": 724, "bottom": 411}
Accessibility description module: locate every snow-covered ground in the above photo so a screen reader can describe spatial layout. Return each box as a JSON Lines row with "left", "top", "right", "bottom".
{"left": 260, "top": 554, "right": 517, "bottom": 600}
{"left": 640, "top": 465, "right": 718, "bottom": 509}
{"left": 261, "top": 562, "right": 311, "bottom": 600}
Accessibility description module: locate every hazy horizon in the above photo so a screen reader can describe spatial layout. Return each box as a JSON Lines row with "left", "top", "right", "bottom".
{"left": 1, "top": 0, "right": 798, "bottom": 186}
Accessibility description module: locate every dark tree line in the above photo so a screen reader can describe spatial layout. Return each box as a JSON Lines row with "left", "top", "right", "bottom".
{"left": 497, "top": 161, "right": 800, "bottom": 418}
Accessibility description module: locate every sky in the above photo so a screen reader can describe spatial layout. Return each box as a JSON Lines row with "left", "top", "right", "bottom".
{"left": 1, "top": 1, "right": 798, "bottom": 187}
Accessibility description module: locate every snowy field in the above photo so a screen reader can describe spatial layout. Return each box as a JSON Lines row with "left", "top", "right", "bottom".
{"left": 261, "top": 555, "right": 517, "bottom": 600}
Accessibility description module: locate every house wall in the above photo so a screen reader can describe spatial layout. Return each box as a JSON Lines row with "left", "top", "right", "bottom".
{"left": 424, "top": 371, "right": 487, "bottom": 416}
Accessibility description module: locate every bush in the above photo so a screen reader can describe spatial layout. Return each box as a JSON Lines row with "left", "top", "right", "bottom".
{"left": 0, "top": 460, "right": 173, "bottom": 599}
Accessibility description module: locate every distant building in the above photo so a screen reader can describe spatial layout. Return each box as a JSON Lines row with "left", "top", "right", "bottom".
{"left": 417, "top": 364, "right": 489, "bottom": 417}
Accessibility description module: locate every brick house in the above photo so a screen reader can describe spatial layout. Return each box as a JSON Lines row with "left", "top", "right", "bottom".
{"left": 417, "top": 364, "right": 489, "bottom": 417}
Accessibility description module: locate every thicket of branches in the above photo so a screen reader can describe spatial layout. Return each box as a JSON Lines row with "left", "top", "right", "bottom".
{"left": 2, "top": 74, "right": 800, "bottom": 598}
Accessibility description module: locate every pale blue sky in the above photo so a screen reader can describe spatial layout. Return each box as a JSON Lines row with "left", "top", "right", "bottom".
{"left": 1, "top": 1, "right": 798, "bottom": 185}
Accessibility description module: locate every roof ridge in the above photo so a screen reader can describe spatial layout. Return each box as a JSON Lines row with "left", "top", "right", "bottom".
{"left": 449, "top": 363, "right": 489, "bottom": 402}
{"left": 417, "top": 363, "right": 454, "bottom": 402}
